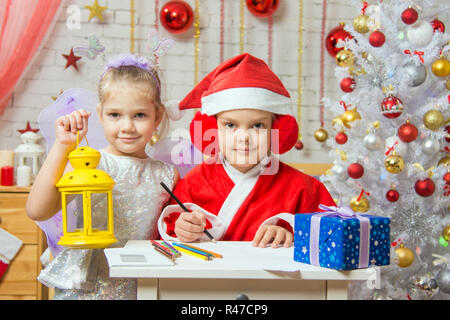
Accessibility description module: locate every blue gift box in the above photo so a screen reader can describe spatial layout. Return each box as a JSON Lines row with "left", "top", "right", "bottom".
{"left": 293, "top": 211, "right": 390, "bottom": 270}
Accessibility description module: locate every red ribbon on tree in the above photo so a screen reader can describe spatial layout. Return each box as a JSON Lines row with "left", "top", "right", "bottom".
{"left": 404, "top": 49, "right": 424, "bottom": 63}
{"left": 385, "top": 141, "right": 399, "bottom": 156}
{"left": 340, "top": 100, "right": 352, "bottom": 111}
{"left": 361, "top": 1, "right": 368, "bottom": 14}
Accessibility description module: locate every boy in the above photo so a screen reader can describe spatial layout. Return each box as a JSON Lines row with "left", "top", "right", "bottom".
{"left": 158, "top": 53, "right": 335, "bottom": 248}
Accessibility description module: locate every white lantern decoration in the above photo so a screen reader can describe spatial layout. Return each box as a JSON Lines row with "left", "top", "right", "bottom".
{"left": 14, "top": 131, "right": 45, "bottom": 183}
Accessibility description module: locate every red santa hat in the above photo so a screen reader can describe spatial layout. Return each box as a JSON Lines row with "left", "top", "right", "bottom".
{"left": 169, "top": 53, "right": 299, "bottom": 155}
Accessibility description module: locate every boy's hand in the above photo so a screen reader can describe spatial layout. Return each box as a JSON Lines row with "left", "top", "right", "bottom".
{"left": 55, "top": 109, "right": 91, "bottom": 148}
{"left": 252, "top": 225, "right": 293, "bottom": 248}
{"left": 174, "top": 210, "right": 207, "bottom": 242}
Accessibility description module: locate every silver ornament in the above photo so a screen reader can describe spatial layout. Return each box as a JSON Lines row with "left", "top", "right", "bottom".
{"left": 364, "top": 133, "right": 381, "bottom": 150}
{"left": 408, "top": 272, "right": 439, "bottom": 299}
{"left": 437, "top": 269, "right": 450, "bottom": 294}
{"left": 403, "top": 62, "right": 427, "bottom": 87}
{"left": 331, "top": 164, "right": 348, "bottom": 181}
{"left": 422, "top": 138, "right": 441, "bottom": 156}
{"left": 407, "top": 20, "right": 434, "bottom": 47}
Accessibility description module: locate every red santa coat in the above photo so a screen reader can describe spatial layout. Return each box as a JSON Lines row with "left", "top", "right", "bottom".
{"left": 157, "top": 157, "right": 335, "bottom": 241}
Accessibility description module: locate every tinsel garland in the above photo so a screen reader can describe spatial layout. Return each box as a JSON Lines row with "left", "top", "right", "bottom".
{"left": 194, "top": 0, "right": 200, "bottom": 84}
{"left": 130, "top": 0, "right": 135, "bottom": 53}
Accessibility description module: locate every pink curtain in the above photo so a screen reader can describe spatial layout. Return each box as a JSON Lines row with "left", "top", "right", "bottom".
{"left": 0, "top": 0, "right": 63, "bottom": 114}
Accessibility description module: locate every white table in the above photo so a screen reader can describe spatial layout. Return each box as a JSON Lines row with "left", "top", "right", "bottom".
{"left": 109, "top": 240, "right": 380, "bottom": 300}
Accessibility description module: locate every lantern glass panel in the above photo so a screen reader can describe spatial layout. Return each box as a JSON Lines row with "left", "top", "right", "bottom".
{"left": 64, "top": 193, "right": 84, "bottom": 233}
{"left": 90, "top": 192, "right": 109, "bottom": 232}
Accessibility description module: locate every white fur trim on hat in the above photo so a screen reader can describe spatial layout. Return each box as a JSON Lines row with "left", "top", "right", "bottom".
{"left": 201, "top": 87, "right": 293, "bottom": 116}
{"left": 165, "top": 100, "right": 184, "bottom": 121}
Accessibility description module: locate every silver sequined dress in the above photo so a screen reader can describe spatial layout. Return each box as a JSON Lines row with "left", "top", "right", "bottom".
{"left": 37, "top": 150, "right": 175, "bottom": 300}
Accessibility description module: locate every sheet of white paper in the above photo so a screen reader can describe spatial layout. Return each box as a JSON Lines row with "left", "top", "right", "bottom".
{"left": 171, "top": 241, "right": 304, "bottom": 272}
{"left": 104, "top": 247, "right": 175, "bottom": 267}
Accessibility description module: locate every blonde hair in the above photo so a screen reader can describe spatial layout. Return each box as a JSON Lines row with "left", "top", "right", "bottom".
{"left": 98, "top": 65, "right": 169, "bottom": 138}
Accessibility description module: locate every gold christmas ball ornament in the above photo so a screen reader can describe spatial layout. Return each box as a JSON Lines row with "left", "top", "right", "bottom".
{"left": 341, "top": 108, "right": 362, "bottom": 128}
{"left": 446, "top": 78, "right": 450, "bottom": 90}
{"left": 438, "top": 155, "right": 450, "bottom": 167}
{"left": 385, "top": 153, "right": 405, "bottom": 174}
{"left": 350, "top": 195, "right": 370, "bottom": 212}
{"left": 423, "top": 109, "right": 444, "bottom": 130}
{"left": 443, "top": 225, "right": 450, "bottom": 241}
{"left": 432, "top": 58, "right": 450, "bottom": 78}
{"left": 336, "top": 49, "right": 355, "bottom": 68}
{"left": 353, "top": 14, "right": 370, "bottom": 34}
{"left": 395, "top": 243, "right": 414, "bottom": 268}
{"left": 314, "top": 128, "right": 329, "bottom": 142}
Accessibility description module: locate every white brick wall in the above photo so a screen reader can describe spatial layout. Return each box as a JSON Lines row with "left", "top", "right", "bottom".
{"left": 0, "top": 0, "right": 448, "bottom": 164}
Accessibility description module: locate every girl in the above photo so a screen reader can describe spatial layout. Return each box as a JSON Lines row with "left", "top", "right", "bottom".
{"left": 27, "top": 54, "right": 178, "bottom": 299}
{"left": 157, "top": 53, "right": 336, "bottom": 248}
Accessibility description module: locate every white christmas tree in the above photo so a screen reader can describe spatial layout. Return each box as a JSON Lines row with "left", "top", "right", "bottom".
{"left": 319, "top": 0, "right": 450, "bottom": 299}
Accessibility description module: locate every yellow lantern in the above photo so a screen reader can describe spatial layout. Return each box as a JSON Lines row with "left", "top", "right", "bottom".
{"left": 56, "top": 134, "right": 117, "bottom": 249}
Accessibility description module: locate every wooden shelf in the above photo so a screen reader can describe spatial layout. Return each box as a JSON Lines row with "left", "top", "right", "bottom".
{"left": 0, "top": 186, "right": 32, "bottom": 193}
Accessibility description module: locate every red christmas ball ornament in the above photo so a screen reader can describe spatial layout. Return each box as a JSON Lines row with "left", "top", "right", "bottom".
{"left": 335, "top": 131, "right": 348, "bottom": 145}
{"left": 295, "top": 140, "right": 304, "bottom": 150}
{"left": 444, "top": 172, "right": 450, "bottom": 185}
{"left": 246, "top": 0, "right": 279, "bottom": 18}
{"left": 160, "top": 1, "right": 194, "bottom": 34}
{"left": 325, "top": 24, "right": 353, "bottom": 57}
{"left": 381, "top": 95, "right": 404, "bottom": 119}
{"left": 431, "top": 18, "right": 445, "bottom": 33}
{"left": 340, "top": 77, "right": 356, "bottom": 93}
{"left": 348, "top": 163, "right": 364, "bottom": 179}
{"left": 386, "top": 189, "right": 400, "bottom": 202}
{"left": 369, "top": 30, "right": 386, "bottom": 47}
{"left": 445, "top": 125, "right": 450, "bottom": 143}
{"left": 398, "top": 121, "right": 418, "bottom": 143}
{"left": 401, "top": 7, "right": 418, "bottom": 25}
{"left": 414, "top": 178, "right": 435, "bottom": 197}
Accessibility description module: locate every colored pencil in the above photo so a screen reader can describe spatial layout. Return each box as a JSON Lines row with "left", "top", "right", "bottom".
{"left": 174, "top": 243, "right": 215, "bottom": 259}
{"left": 152, "top": 245, "right": 175, "bottom": 261}
{"left": 179, "top": 243, "right": 223, "bottom": 259}
{"left": 150, "top": 240, "right": 176, "bottom": 258}
{"left": 172, "top": 243, "right": 212, "bottom": 261}
{"left": 161, "top": 240, "right": 181, "bottom": 257}
{"left": 160, "top": 182, "right": 216, "bottom": 242}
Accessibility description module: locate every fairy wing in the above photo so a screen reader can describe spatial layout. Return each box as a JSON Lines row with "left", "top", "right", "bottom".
{"left": 147, "top": 137, "right": 202, "bottom": 178}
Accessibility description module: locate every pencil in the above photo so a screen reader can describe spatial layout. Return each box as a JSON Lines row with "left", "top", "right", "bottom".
{"left": 151, "top": 240, "right": 176, "bottom": 258}
{"left": 179, "top": 243, "right": 223, "bottom": 258}
{"left": 152, "top": 244, "right": 175, "bottom": 261}
{"left": 161, "top": 240, "right": 182, "bottom": 257}
{"left": 172, "top": 243, "right": 212, "bottom": 261}
{"left": 174, "top": 243, "right": 215, "bottom": 259}
{"left": 160, "top": 182, "right": 216, "bottom": 242}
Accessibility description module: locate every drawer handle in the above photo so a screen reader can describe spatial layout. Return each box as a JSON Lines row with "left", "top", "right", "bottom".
{"left": 235, "top": 294, "right": 249, "bottom": 300}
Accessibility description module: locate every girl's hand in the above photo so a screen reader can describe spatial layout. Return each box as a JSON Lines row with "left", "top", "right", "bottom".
{"left": 174, "top": 210, "right": 207, "bottom": 242}
{"left": 252, "top": 225, "right": 293, "bottom": 248}
{"left": 55, "top": 109, "right": 91, "bottom": 148}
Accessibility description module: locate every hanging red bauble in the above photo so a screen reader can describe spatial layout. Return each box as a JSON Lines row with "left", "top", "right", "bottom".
{"left": 431, "top": 18, "right": 445, "bottom": 33}
{"left": 335, "top": 131, "right": 348, "bottom": 145}
{"left": 340, "top": 77, "right": 356, "bottom": 93}
{"left": 414, "top": 178, "right": 435, "bottom": 197}
{"left": 386, "top": 189, "right": 400, "bottom": 202}
{"left": 401, "top": 7, "right": 418, "bottom": 25}
{"left": 348, "top": 163, "right": 364, "bottom": 179}
{"left": 369, "top": 30, "right": 386, "bottom": 47}
{"left": 325, "top": 24, "right": 353, "bottom": 57}
{"left": 160, "top": 1, "right": 194, "bottom": 34}
{"left": 445, "top": 125, "right": 450, "bottom": 143}
{"left": 246, "top": 0, "right": 279, "bottom": 18}
{"left": 398, "top": 121, "right": 418, "bottom": 143}
{"left": 381, "top": 95, "right": 404, "bottom": 119}
{"left": 444, "top": 172, "right": 450, "bottom": 185}
{"left": 295, "top": 140, "right": 304, "bottom": 150}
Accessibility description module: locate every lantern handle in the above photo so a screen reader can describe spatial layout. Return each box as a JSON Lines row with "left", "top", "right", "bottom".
{"left": 76, "top": 130, "right": 90, "bottom": 147}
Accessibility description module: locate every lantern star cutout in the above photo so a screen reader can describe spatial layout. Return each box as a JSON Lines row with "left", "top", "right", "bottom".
{"left": 85, "top": 0, "right": 107, "bottom": 22}
{"left": 17, "top": 121, "right": 40, "bottom": 134}
{"left": 62, "top": 48, "right": 82, "bottom": 71}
